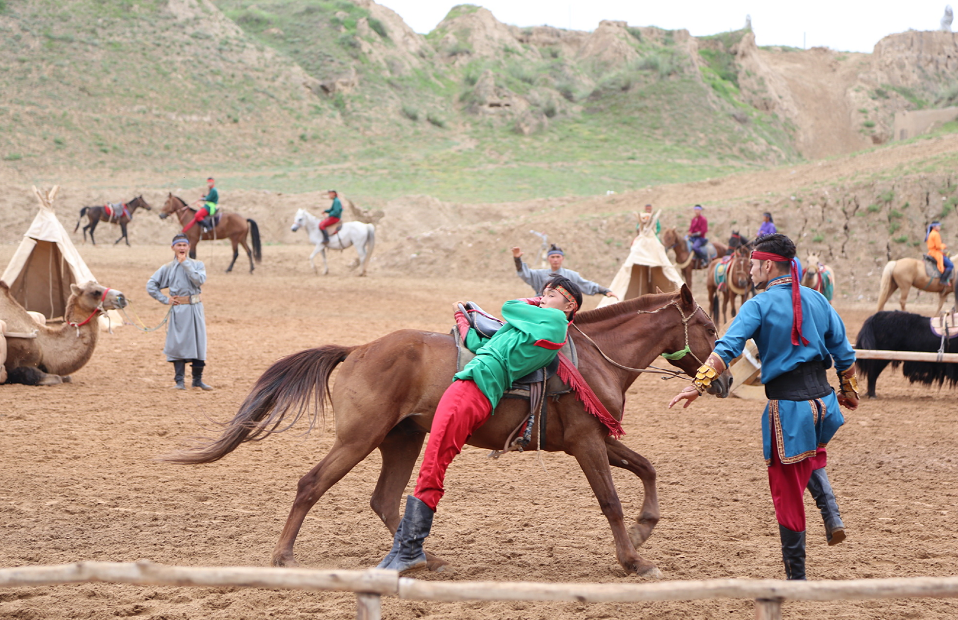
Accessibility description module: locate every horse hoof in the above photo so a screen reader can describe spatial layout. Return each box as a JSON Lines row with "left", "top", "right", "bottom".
{"left": 271, "top": 554, "right": 299, "bottom": 568}
{"left": 639, "top": 566, "right": 664, "bottom": 580}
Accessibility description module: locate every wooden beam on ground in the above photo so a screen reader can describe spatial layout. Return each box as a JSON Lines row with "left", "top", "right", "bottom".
{"left": 853, "top": 349, "right": 958, "bottom": 363}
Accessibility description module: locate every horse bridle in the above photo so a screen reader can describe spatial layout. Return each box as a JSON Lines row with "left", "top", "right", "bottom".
{"left": 572, "top": 300, "right": 710, "bottom": 379}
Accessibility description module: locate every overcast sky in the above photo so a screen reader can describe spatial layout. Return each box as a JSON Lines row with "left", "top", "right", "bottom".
{"left": 377, "top": 1, "right": 953, "bottom": 53}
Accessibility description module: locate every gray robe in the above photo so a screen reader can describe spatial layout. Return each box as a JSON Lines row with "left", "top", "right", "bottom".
{"left": 147, "top": 259, "right": 207, "bottom": 361}
{"left": 516, "top": 261, "right": 610, "bottom": 296}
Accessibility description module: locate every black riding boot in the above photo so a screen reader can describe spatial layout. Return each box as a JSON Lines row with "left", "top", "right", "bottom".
{"left": 173, "top": 360, "right": 186, "bottom": 390}
{"left": 376, "top": 495, "right": 433, "bottom": 574}
{"left": 321, "top": 228, "right": 330, "bottom": 245}
{"left": 779, "top": 524, "right": 807, "bottom": 580}
{"left": 806, "top": 468, "right": 845, "bottom": 545}
{"left": 942, "top": 267, "right": 953, "bottom": 283}
{"left": 191, "top": 360, "right": 213, "bottom": 391}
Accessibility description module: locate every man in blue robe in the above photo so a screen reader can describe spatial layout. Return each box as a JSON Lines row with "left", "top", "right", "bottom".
{"left": 669, "top": 233, "right": 860, "bottom": 580}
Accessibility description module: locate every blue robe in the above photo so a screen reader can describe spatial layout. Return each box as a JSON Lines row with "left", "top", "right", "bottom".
{"left": 712, "top": 275, "right": 855, "bottom": 465}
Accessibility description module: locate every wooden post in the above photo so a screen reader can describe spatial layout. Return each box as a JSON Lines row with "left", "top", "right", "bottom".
{"left": 754, "top": 598, "right": 782, "bottom": 620}
{"left": 356, "top": 593, "right": 381, "bottom": 620}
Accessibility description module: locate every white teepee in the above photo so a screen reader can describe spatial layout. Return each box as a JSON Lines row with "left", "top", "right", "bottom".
{"left": 1, "top": 186, "right": 99, "bottom": 320}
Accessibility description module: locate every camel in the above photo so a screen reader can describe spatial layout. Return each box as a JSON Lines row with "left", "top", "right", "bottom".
{"left": 876, "top": 255, "right": 958, "bottom": 314}
{"left": 0, "top": 281, "right": 127, "bottom": 385}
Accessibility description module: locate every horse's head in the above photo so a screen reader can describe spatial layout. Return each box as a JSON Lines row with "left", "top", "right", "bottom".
{"left": 291, "top": 208, "right": 307, "bottom": 232}
{"left": 663, "top": 284, "right": 731, "bottom": 397}
{"left": 661, "top": 227, "right": 678, "bottom": 250}
{"left": 159, "top": 193, "right": 186, "bottom": 220}
{"left": 130, "top": 195, "right": 152, "bottom": 211}
{"left": 69, "top": 281, "right": 127, "bottom": 313}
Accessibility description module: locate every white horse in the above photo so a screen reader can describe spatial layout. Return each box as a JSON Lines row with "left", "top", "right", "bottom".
{"left": 290, "top": 209, "right": 376, "bottom": 276}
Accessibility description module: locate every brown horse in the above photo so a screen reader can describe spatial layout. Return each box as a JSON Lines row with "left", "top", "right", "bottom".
{"left": 165, "top": 286, "right": 730, "bottom": 576}
{"left": 876, "top": 256, "right": 957, "bottom": 314}
{"left": 159, "top": 194, "right": 262, "bottom": 273}
{"left": 74, "top": 196, "right": 152, "bottom": 246}
{"left": 706, "top": 244, "right": 751, "bottom": 328}
{"left": 661, "top": 228, "right": 728, "bottom": 293}
{"left": 800, "top": 253, "right": 835, "bottom": 305}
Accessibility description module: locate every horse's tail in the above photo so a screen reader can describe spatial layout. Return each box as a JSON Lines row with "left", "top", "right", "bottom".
{"left": 876, "top": 261, "right": 897, "bottom": 311}
{"left": 74, "top": 207, "right": 88, "bottom": 232}
{"left": 247, "top": 219, "right": 262, "bottom": 263}
{"left": 364, "top": 223, "right": 376, "bottom": 258}
{"left": 161, "top": 345, "right": 355, "bottom": 464}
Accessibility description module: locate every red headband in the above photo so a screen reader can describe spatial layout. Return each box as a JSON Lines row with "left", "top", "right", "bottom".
{"left": 750, "top": 251, "right": 808, "bottom": 346}
{"left": 552, "top": 285, "right": 579, "bottom": 312}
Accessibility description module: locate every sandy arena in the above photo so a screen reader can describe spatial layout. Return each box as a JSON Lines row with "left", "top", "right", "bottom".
{"left": 1, "top": 243, "right": 957, "bottom": 619}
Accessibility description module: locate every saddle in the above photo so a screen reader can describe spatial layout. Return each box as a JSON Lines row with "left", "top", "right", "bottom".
{"left": 930, "top": 312, "right": 958, "bottom": 339}
{"left": 686, "top": 237, "right": 717, "bottom": 264}
{"left": 924, "top": 255, "right": 949, "bottom": 281}
{"left": 453, "top": 302, "right": 578, "bottom": 453}
{"left": 104, "top": 203, "right": 129, "bottom": 221}
{"left": 321, "top": 221, "right": 344, "bottom": 236}
{"left": 713, "top": 255, "right": 732, "bottom": 289}
{"left": 201, "top": 212, "right": 223, "bottom": 231}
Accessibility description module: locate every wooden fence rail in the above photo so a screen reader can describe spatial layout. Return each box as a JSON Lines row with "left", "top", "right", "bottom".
{"left": 853, "top": 349, "right": 958, "bottom": 363}
{"left": 1, "top": 562, "right": 957, "bottom": 619}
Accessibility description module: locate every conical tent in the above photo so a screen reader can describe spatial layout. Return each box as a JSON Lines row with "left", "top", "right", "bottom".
{"left": 598, "top": 210, "right": 685, "bottom": 308}
{"left": 1, "top": 186, "right": 98, "bottom": 320}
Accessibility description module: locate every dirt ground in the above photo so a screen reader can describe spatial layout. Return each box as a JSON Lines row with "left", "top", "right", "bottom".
{"left": 1, "top": 244, "right": 957, "bottom": 620}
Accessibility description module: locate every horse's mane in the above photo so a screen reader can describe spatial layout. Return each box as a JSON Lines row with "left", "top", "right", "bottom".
{"left": 574, "top": 291, "right": 678, "bottom": 325}
{"left": 170, "top": 194, "right": 195, "bottom": 213}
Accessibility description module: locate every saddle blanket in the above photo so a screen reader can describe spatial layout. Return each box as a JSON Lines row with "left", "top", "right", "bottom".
{"left": 924, "top": 255, "right": 948, "bottom": 281}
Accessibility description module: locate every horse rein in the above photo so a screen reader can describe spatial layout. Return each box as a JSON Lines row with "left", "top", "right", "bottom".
{"left": 572, "top": 300, "right": 708, "bottom": 380}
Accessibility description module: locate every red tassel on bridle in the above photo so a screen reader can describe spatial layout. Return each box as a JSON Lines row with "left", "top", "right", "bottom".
{"left": 750, "top": 251, "right": 809, "bottom": 346}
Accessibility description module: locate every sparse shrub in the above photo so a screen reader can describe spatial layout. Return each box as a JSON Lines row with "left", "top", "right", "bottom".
{"left": 508, "top": 62, "right": 535, "bottom": 85}
{"left": 3, "top": 153, "right": 22, "bottom": 161}
{"left": 872, "top": 87, "right": 889, "bottom": 100}
{"left": 888, "top": 222, "right": 900, "bottom": 234}
{"left": 938, "top": 83, "right": 958, "bottom": 107}
{"left": 401, "top": 104, "right": 419, "bottom": 121}
{"left": 543, "top": 100, "right": 557, "bottom": 118}
{"left": 368, "top": 17, "right": 388, "bottom": 39}
{"left": 53, "top": 137, "right": 65, "bottom": 146}
{"left": 446, "top": 40, "right": 472, "bottom": 57}
{"left": 888, "top": 209, "right": 903, "bottom": 219}
{"left": 866, "top": 203, "right": 881, "bottom": 213}
{"left": 894, "top": 235, "right": 909, "bottom": 243}
{"left": 338, "top": 33, "right": 360, "bottom": 50}
{"left": 813, "top": 234, "right": 825, "bottom": 242}
{"left": 878, "top": 189, "right": 894, "bottom": 203}
{"left": 863, "top": 120, "right": 876, "bottom": 128}
{"left": 299, "top": 132, "right": 308, "bottom": 142}
{"left": 556, "top": 82, "right": 577, "bottom": 102}
{"left": 627, "top": 27, "right": 643, "bottom": 41}
{"left": 426, "top": 112, "right": 446, "bottom": 128}
{"left": 332, "top": 92, "right": 346, "bottom": 114}
{"left": 639, "top": 53, "right": 678, "bottom": 78}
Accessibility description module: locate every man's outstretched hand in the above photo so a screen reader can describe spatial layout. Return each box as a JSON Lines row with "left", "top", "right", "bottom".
{"left": 511, "top": 247, "right": 523, "bottom": 258}
{"left": 668, "top": 385, "right": 700, "bottom": 409}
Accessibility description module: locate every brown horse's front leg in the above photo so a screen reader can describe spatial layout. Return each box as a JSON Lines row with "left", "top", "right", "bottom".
{"left": 570, "top": 434, "right": 661, "bottom": 577}
{"left": 605, "top": 438, "right": 659, "bottom": 550}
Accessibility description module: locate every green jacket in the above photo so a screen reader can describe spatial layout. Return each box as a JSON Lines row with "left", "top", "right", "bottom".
{"left": 456, "top": 300, "right": 568, "bottom": 408}
{"left": 324, "top": 197, "right": 343, "bottom": 219}
{"left": 202, "top": 187, "right": 219, "bottom": 204}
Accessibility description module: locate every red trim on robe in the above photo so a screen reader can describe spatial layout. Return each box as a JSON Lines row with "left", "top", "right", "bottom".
{"left": 534, "top": 338, "right": 566, "bottom": 350}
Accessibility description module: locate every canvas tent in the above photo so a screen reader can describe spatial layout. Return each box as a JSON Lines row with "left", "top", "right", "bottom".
{"left": 598, "top": 210, "right": 686, "bottom": 308}
{"left": 1, "top": 186, "right": 99, "bottom": 320}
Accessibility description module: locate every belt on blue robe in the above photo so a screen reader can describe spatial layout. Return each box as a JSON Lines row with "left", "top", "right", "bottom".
{"left": 765, "top": 360, "right": 832, "bottom": 401}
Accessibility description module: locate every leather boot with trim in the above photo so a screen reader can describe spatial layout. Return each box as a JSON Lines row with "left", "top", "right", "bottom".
{"left": 173, "top": 360, "right": 186, "bottom": 390}
{"left": 191, "top": 361, "right": 213, "bottom": 391}
{"left": 806, "top": 468, "right": 845, "bottom": 545}
{"left": 376, "top": 495, "right": 432, "bottom": 574}
{"left": 779, "top": 524, "right": 807, "bottom": 580}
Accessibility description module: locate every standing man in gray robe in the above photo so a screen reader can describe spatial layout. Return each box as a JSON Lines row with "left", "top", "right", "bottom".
{"left": 147, "top": 233, "right": 212, "bottom": 391}
{"left": 512, "top": 244, "right": 618, "bottom": 299}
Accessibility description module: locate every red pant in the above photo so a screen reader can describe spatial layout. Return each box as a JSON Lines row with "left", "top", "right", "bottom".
{"left": 319, "top": 216, "right": 340, "bottom": 231}
{"left": 183, "top": 207, "right": 209, "bottom": 233}
{"left": 414, "top": 380, "right": 492, "bottom": 511}
{"left": 767, "top": 430, "right": 827, "bottom": 531}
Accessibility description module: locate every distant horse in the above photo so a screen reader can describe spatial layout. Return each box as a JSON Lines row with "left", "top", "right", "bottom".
{"left": 661, "top": 228, "right": 728, "bottom": 294}
{"left": 74, "top": 196, "right": 152, "bottom": 246}
{"left": 290, "top": 208, "right": 375, "bottom": 276}
{"left": 855, "top": 310, "right": 958, "bottom": 398}
{"left": 164, "top": 286, "right": 730, "bottom": 576}
{"left": 801, "top": 253, "right": 835, "bottom": 304}
{"left": 159, "top": 195, "right": 262, "bottom": 274}
{"left": 707, "top": 242, "right": 751, "bottom": 327}
{"left": 876, "top": 256, "right": 958, "bottom": 314}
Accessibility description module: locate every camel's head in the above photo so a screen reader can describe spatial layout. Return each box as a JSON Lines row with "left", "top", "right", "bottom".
{"left": 70, "top": 282, "right": 128, "bottom": 312}
{"left": 291, "top": 208, "right": 306, "bottom": 232}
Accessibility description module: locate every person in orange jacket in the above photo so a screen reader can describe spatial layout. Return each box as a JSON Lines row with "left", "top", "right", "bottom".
{"left": 926, "top": 221, "right": 953, "bottom": 282}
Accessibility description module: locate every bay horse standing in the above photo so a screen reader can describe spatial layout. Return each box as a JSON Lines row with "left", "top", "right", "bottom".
{"left": 661, "top": 227, "right": 728, "bottom": 294}
{"left": 159, "top": 194, "right": 262, "bottom": 273}
{"left": 801, "top": 253, "right": 836, "bottom": 304}
{"left": 706, "top": 243, "right": 751, "bottom": 328}
{"left": 74, "top": 196, "right": 152, "bottom": 246}
{"left": 876, "top": 255, "right": 958, "bottom": 314}
{"left": 165, "top": 286, "right": 730, "bottom": 577}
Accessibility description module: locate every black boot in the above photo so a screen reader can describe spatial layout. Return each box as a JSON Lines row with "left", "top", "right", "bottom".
{"left": 173, "top": 361, "right": 186, "bottom": 390}
{"left": 376, "top": 495, "right": 433, "bottom": 573}
{"left": 806, "top": 468, "right": 845, "bottom": 545}
{"left": 779, "top": 524, "right": 807, "bottom": 580}
{"left": 191, "top": 360, "right": 213, "bottom": 391}
{"left": 321, "top": 228, "right": 330, "bottom": 245}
